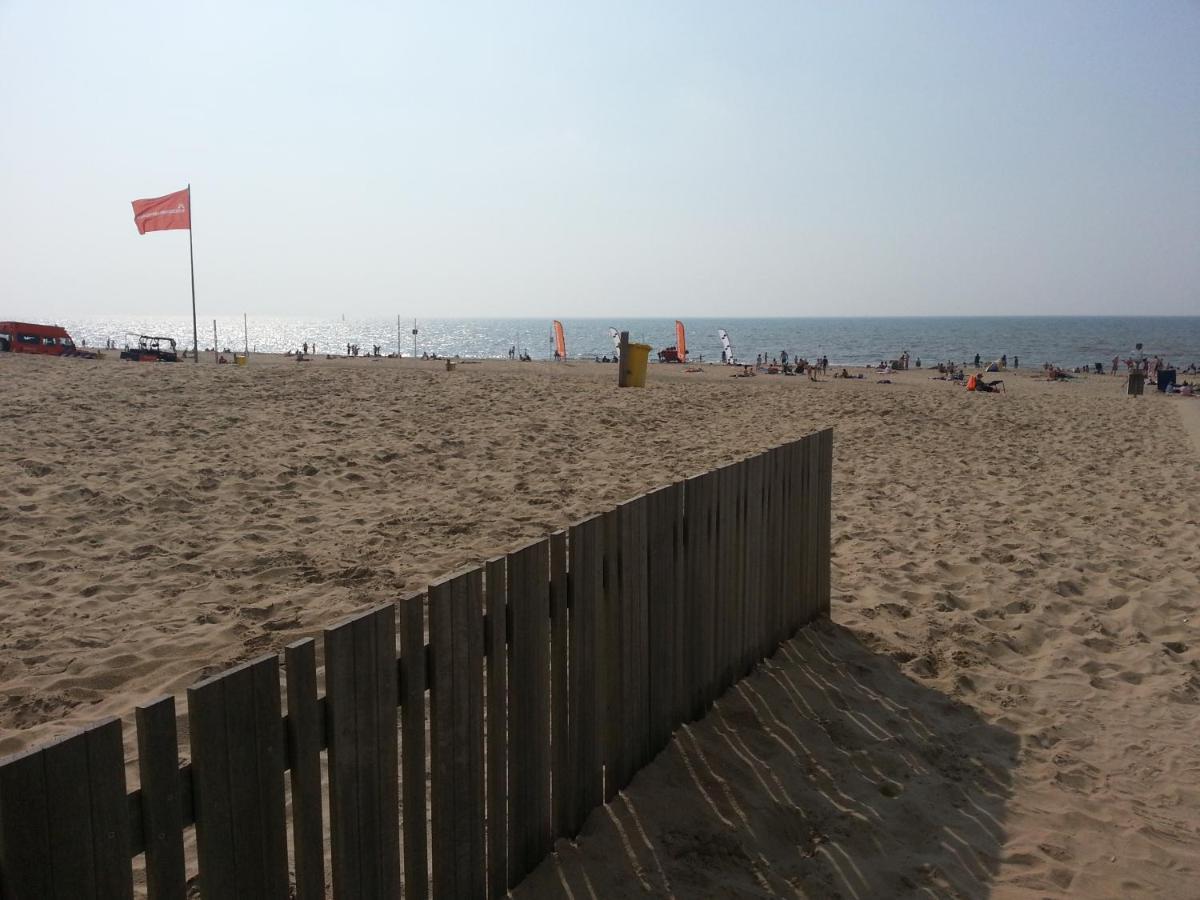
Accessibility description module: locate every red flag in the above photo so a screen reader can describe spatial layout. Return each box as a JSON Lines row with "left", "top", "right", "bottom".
{"left": 131, "top": 188, "right": 190, "bottom": 234}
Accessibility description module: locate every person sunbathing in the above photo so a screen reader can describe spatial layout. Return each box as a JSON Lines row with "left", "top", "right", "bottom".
{"left": 975, "top": 376, "right": 1004, "bottom": 392}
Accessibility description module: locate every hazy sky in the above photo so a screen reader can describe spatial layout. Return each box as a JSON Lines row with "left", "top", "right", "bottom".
{"left": 2, "top": 1, "right": 1197, "bottom": 319}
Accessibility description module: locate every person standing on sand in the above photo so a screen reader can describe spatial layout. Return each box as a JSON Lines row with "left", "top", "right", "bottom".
{"left": 974, "top": 353, "right": 981, "bottom": 368}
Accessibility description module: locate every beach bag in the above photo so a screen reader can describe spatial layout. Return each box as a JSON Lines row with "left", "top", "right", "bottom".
{"left": 966, "top": 374, "right": 978, "bottom": 391}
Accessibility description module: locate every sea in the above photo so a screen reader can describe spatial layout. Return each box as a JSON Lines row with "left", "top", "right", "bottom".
{"left": 55, "top": 315, "right": 1200, "bottom": 369}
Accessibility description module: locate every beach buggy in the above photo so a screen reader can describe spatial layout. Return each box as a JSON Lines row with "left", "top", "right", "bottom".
{"left": 120, "top": 334, "right": 179, "bottom": 363}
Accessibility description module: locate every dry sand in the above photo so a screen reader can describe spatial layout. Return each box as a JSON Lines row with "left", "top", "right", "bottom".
{"left": 2, "top": 352, "right": 1198, "bottom": 897}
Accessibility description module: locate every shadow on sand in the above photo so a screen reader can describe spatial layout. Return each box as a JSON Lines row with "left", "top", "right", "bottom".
{"left": 515, "top": 619, "right": 1018, "bottom": 898}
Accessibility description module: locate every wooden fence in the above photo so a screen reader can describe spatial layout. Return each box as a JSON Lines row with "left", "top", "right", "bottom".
{"left": 0, "top": 429, "right": 832, "bottom": 900}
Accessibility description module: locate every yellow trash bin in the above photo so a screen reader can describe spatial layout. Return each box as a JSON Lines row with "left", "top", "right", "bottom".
{"left": 622, "top": 343, "right": 651, "bottom": 387}
{"left": 233, "top": 353, "right": 247, "bottom": 366}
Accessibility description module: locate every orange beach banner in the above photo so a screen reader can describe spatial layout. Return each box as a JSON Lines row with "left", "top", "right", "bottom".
{"left": 553, "top": 320, "right": 567, "bottom": 359}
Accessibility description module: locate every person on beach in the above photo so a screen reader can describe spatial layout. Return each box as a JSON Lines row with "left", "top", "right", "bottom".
{"left": 974, "top": 353, "right": 981, "bottom": 368}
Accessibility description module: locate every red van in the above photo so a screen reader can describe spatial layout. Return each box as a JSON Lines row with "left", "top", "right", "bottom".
{"left": 0, "top": 322, "right": 82, "bottom": 356}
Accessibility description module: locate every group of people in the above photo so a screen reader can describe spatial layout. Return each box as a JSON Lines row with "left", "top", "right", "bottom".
{"left": 751, "top": 352, "right": 829, "bottom": 375}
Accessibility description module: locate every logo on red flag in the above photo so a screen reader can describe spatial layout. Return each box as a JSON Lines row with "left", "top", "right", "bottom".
{"left": 131, "top": 188, "right": 190, "bottom": 235}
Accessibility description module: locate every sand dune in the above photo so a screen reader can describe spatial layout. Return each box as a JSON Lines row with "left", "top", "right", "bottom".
{"left": 2, "top": 352, "right": 1198, "bottom": 897}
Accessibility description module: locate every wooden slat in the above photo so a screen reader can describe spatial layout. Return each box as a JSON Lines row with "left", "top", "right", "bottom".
{"left": 189, "top": 657, "right": 289, "bottom": 900}
{"left": 284, "top": 640, "right": 325, "bottom": 900}
{"left": 429, "top": 577, "right": 455, "bottom": 897}
{"left": 398, "top": 594, "right": 429, "bottom": 899}
{"left": 645, "top": 486, "right": 676, "bottom": 756}
{"left": 566, "top": 515, "right": 602, "bottom": 836}
{"left": 784, "top": 441, "right": 801, "bottom": 635}
{"left": 44, "top": 729, "right": 95, "bottom": 896}
{"left": 363, "top": 606, "right": 401, "bottom": 896}
{"left": 326, "top": 606, "right": 400, "bottom": 900}
{"left": 549, "top": 531, "right": 570, "bottom": 841}
{"left": 461, "top": 570, "right": 486, "bottom": 899}
{"left": 806, "top": 433, "right": 820, "bottom": 623}
{"left": 0, "top": 744, "right": 50, "bottom": 899}
{"left": 714, "top": 463, "right": 736, "bottom": 693}
{"left": 84, "top": 720, "right": 133, "bottom": 899}
{"left": 670, "top": 480, "right": 688, "bottom": 731}
{"left": 619, "top": 495, "right": 650, "bottom": 780}
{"left": 683, "top": 471, "right": 710, "bottom": 718}
{"left": 484, "top": 558, "right": 508, "bottom": 898}
{"left": 600, "top": 507, "right": 622, "bottom": 803}
{"left": 818, "top": 428, "right": 833, "bottom": 616}
{"left": 763, "top": 448, "right": 781, "bottom": 654}
{"left": 136, "top": 697, "right": 187, "bottom": 900}
{"left": 773, "top": 446, "right": 789, "bottom": 646}
{"left": 430, "top": 571, "right": 486, "bottom": 899}
{"left": 187, "top": 672, "right": 238, "bottom": 898}
{"left": 506, "top": 539, "right": 551, "bottom": 888}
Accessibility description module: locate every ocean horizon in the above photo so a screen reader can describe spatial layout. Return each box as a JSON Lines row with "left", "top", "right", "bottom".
{"left": 42, "top": 314, "right": 1200, "bottom": 368}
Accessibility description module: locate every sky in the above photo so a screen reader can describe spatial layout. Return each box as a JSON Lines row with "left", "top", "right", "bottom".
{"left": 1, "top": 1, "right": 1197, "bottom": 319}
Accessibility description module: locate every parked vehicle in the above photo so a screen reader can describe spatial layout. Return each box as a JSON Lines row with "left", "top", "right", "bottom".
{"left": 0, "top": 321, "right": 88, "bottom": 356}
{"left": 120, "top": 334, "right": 179, "bottom": 362}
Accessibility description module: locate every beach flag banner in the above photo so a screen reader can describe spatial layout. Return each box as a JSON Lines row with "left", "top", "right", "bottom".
{"left": 131, "top": 185, "right": 199, "bottom": 362}
{"left": 675, "top": 320, "right": 687, "bottom": 362}
{"left": 553, "top": 320, "right": 567, "bottom": 360}
{"left": 131, "top": 188, "right": 191, "bottom": 235}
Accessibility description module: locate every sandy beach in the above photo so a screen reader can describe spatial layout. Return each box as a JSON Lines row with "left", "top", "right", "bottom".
{"left": 2, "top": 352, "right": 1198, "bottom": 897}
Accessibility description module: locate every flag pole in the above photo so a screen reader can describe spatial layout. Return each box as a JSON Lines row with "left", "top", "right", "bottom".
{"left": 188, "top": 184, "right": 198, "bottom": 363}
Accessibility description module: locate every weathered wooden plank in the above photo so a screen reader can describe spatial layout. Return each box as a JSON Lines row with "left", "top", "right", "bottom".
{"left": 284, "top": 640, "right": 325, "bottom": 900}
{"left": 484, "top": 557, "right": 508, "bottom": 898}
{"left": 806, "top": 434, "right": 816, "bottom": 624}
{"left": 324, "top": 607, "right": 401, "bottom": 899}
{"left": 86, "top": 721, "right": 133, "bottom": 899}
{"left": 462, "top": 570, "right": 486, "bottom": 900}
{"left": 773, "top": 445, "right": 789, "bottom": 646}
{"left": 783, "top": 441, "right": 801, "bottom": 636}
{"left": 352, "top": 614, "right": 385, "bottom": 900}
{"left": 431, "top": 571, "right": 486, "bottom": 899}
{"left": 600, "top": 506, "right": 622, "bottom": 803}
{"left": 0, "top": 744, "right": 51, "bottom": 899}
{"left": 764, "top": 448, "right": 782, "bottom": 654}
{"left": 136, "top": 697, "right": 187, "bottom": 900}
{"left": 216, "top": 658, "right": 288, "bottom": 899}
{"left": 683, "top": 471, "right": 709, "bottom": 718}
{"left": 818, "top": 428, "right": 833, "bottom": 615}
{"left": 645, "top": 486, "right": 676, "bottom": 757}
{"left": 324, "top": 618, "right": 361, "bottom": 899}
{"left": 716, "top": 463, "right": 738, "bottom": 693}
{"left": 670, "top": 480, "right": 688, "bottom": 731}
{"left": 549, "top": 531, "right": 570, "bottom": 841}
{"left": 398, "top": 594, "right": 429, "bottom": 900}
{"left": 746, "top": 452, "right": 765, "bottom": 674}
{"left": 187, "top": 672, "right": 238, "bottom": 899}
{"left": 43, "top": 730, "right": 95, "bottom": 896}
{"left": 566, "top": 515, "right": 602, "bottom": 836}
{"left": 619, "top": 495, "right": 650, "bottom": 778}
{"left": 506, "top": 539, "right": 551, "bottom": 888}
{"left": 428, "top": 577, "right": 455, "bottom": 897}
{"left": 366, "top": 606, "right": 401, "bottom": 896}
